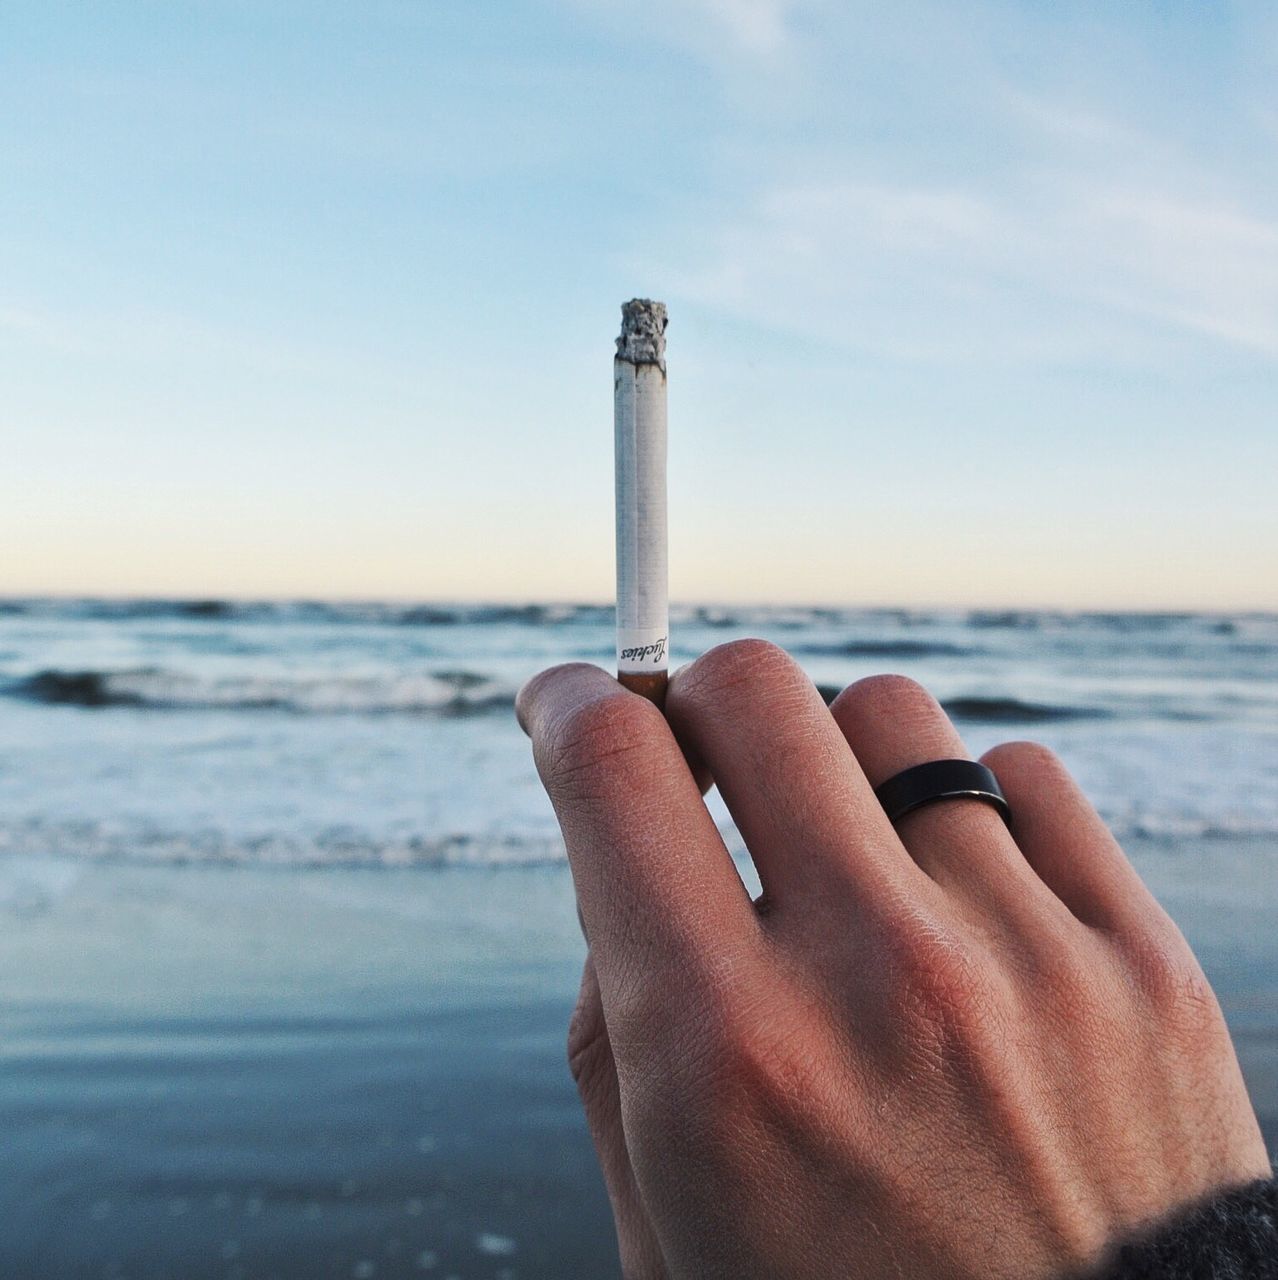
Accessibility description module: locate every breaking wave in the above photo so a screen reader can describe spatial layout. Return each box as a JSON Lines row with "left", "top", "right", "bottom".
{"left": 6, "top": 668, "right": 515, "bottom": 716}
{"left": 0, "top": 818, "right": 566, "bottom": 868}
{"left": 814, "top": 690, "right": 1152, "bottom": 722}
{"left": 792, "top": 639, "right": 980, "bottom": 659}
{"left": 0, "top": 812, "right": 1273, "bottom": 871}
{"left": 0, "top": 598, "right": 616, "bottom": 627}
{"left": 940, "top": 696, "right": 1112, "bottom": 723}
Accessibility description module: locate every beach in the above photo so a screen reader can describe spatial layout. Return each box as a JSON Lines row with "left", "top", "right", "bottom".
{"left": 0, "top": 840, "right": 1274, "bottom": 1280}
{"left": 0, "top": 601, "right": 1274, "bottom": 1277}
{"left": 0, "top": 860, "right": 614, "bottom": 1280}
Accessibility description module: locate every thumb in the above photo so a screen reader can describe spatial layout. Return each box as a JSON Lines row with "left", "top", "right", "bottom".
{"left": 569, "top": 953, "right": 668, "bottom": 1279}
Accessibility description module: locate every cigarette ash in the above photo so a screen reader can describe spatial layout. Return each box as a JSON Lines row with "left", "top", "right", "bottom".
{"left": 616, "top": 298, "right": 667, "bottom": 370}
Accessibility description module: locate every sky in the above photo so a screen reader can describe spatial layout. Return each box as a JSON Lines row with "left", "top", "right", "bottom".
{"left": 1, "top": 0, "right": 1275, "bottom": 608}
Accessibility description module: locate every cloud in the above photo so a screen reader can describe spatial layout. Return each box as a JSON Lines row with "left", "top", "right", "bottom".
{"left": 693, "top": 0, "right": 798, "bottom": 55}
{"left": 571, "top": 0, "right": 1277, "bottom": 367}
{"left": 646, "top": 47, "right": 1278, "bottom": 367}
{"left": 665, "top": 169, "right": 1278, "bottom": 365}
{"left": 1075, "top": 190, "right": 1278, "bottom": 355}
{"left": 566, "top": 0, "right": 807, "bottom": 63}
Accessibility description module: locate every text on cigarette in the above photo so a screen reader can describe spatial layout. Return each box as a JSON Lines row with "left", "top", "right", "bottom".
{"left": 619, "top": 637, "right": 667, "bottom": 665}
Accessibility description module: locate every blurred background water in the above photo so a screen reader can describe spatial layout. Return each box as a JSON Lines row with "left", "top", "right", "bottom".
{"left": 2, "top": 600, "right": 1275, "bottom": 866}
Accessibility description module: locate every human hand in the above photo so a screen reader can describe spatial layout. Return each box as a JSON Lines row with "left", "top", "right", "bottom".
{"left": 517, "top": 641, "right": 1270, "bottom": 1279}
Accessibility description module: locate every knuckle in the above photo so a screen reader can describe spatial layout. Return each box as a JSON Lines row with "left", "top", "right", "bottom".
{"left": 607, "top": 956, "right": 727, "bottom": 1094}
{"left": 609, "top": 965, "right": 686, "bottom": 1055}
{"left": 727, "top": 1013, "right": 835, "bottom": 1127}
{"left": 676, "top": 638, "right": 798, "bottom": 706}
{"left": 622, "top": 1009, "right": 722, "bottom": 1138}
{"left": 540, "top": 692, "right": 666, "bottom": 801}
{"left": 662, "top": 986, "right": 841, "bottom": 1152}
{"left": 1124, "top": 932, "right": 1221, "bottom": 1041}
{"left": 1024, "top": 930, "right": 1116, "bottom": 1036}
{"left": 890, "top": 917, "right": 1008, "bottom": 1062}
{"left": 624, "top": 954, "right": 757, "bottom": 1076}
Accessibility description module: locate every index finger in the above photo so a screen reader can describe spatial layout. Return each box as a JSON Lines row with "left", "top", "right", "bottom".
{"left": 518, "top": 664, "right": 759, "bottom": 1026}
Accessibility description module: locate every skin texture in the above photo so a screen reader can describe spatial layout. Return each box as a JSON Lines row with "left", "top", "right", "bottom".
{"left": 516, "top": 641, "right": 1271, "bottom": 1280}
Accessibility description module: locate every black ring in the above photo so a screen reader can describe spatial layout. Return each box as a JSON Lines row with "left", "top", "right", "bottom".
{"left": 874, "top": 759, "right": 1011, "bottom": 827}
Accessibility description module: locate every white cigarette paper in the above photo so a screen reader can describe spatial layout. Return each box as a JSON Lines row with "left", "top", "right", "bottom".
{"left": 614, "top": 299, "right": 669, "bottom": 678}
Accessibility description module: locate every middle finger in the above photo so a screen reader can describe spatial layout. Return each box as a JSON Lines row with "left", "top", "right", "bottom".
{"left": 666, "top": 640, "right": 926, "bottom": 914}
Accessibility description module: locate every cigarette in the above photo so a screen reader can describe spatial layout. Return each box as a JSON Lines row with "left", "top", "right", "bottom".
{"left": 614, "top": 299, "right": 669, "bottom": 706}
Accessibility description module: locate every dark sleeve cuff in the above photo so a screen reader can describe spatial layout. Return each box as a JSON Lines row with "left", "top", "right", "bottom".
{"left": 1098, "top": 1176, "right": 1278, "bottom": 1279}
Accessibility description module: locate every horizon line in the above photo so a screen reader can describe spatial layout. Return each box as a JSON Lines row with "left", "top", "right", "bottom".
{"left": 1, "top": 591, "right": 1273, "bottom": 618}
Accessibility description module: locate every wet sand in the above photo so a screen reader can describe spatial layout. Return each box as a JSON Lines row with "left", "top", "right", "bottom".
{"left": 0, "top": 839, "right": 1273, "bottom": 1279}
{"left": 0, "top": 861, "right": 613, "bottom": 1280}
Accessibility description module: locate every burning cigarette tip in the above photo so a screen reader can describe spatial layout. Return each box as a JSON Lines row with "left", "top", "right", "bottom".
{"left": 617, "top": 299, "right": 668, "bottom": 370}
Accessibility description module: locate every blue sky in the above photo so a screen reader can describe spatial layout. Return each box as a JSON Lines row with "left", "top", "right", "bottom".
{"left": 2, "top": 0, "right": 1275, "bottom": 607}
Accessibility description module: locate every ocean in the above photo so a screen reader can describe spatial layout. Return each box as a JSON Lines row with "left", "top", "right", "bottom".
{"left": 0, "top": 600, "right": 1274, "bottom": 1279}
{"left": 2, "top": 600, "right": 1276, "bottom": 867}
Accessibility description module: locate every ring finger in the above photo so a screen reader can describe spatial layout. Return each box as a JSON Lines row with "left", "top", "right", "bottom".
{"left": 828, "top": 674, "right": 1061, "bottom": 923}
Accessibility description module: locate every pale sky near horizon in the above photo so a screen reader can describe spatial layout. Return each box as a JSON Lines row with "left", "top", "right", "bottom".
{"left": 2, "top": 1, "right": 1276, "bottom": 609}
